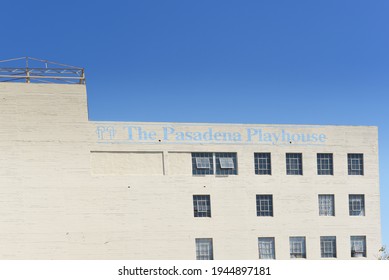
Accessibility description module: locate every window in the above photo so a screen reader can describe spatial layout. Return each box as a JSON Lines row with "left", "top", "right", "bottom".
{"left": 349, "top": 195, "right": 365, "bottom": 216}
{"left": 350, "top": 236, "right": 366, "bottom": 257}
{"left": 320, "top": 236, "right": 337, "bottom": 258}
{"left": 193, "top": 195, "right": 211, "bottom": 217}
{"left": 196, "top": 157, "right": 211, "bottom": 169}
{"left": 318, "top": 195, "right": 335, "bottom": 216}
{"left": 219, "top": 157, "right": 234, "bottom": 169}
{"left": 256, "top": 195, "right": 273, "bottom": 216}
{"left": 195, "top": 238, "right": 213, "bottom": 260}
{"left": 258, "top": 237, "right": 276, "bottom": 259}
{"left": 317, "top": 153, "right": 333, "bottom": 175}
{"left": 348, "top": 154, "right": 364, "bottom": 175}
{"left": 192, "top": 152, "right": 237, "bottom": 176}
{"left": 289, "top": 237, "right": 306, "bottom": 258}
{"left": 286, "top": 153, "right": 303, "bottom": 175}
{"left": 215, "top": 153, "right": 237, "bottom": 175}
{"left": 192, "top": 153, "right": 214, "bottom": 175}
{"left": 254, "top": 153, "right": 272, "bottom": 175}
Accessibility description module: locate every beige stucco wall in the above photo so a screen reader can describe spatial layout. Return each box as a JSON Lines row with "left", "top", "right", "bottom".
{"left": 0, "top": 83, "right": 381, "bottom": 259}
{"left": 90, "top": 151, "right": 164, "bottom": 175}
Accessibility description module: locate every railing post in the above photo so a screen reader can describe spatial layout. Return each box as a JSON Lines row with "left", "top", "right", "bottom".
{"left": 26, "top": 68, "right": 30, "bottom": 83}
{"left": 80, "top": 69, "right": 85, "bottom": 84}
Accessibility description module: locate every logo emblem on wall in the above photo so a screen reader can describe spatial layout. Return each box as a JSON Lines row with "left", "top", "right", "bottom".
{"left": 96, "top": 126, "right": 116, "bottom": 140}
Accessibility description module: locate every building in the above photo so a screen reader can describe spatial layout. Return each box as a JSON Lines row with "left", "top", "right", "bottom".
{"left": 0, "top": 59, "right": 381, "bottom": 259}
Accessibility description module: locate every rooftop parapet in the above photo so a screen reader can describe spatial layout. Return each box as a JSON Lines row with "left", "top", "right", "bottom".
{"left": 0, "top": 57, "right": 85, "bottom": 84}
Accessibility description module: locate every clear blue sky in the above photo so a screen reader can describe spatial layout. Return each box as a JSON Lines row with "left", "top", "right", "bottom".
{"left": 2, "top": 0, "right": 388, "bottom": 247}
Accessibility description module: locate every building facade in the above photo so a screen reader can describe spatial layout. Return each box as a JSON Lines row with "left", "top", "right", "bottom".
{"left": 0, "top": 83, "right": 381, "bottom": 259}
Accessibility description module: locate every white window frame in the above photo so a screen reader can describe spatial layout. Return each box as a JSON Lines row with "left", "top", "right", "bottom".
{"left": 317, "top": 153, "right": 334, "bottom": 175}
{"left": 195, "top": 157, "right": 211, "bottom": 169}
{"left": 291, "top": 241, "right": 303, "bottom": 254}
{"left": 348, "top": 154, "right": 364, "bottom": 175}
{"left": 349, "top": 195, "right": 365, "bottom": 216}
{"left": 258, "top": 237, "right": 275, "bottom": 259}
{"left": 193, "top": 153, "right": 237, "bottom": 175}
{"left": 319, "top": 195, "right": 335, "bottom": 216}
{"left": 351, "top": 199, "right": 362, "bottom": 212}
{"left": 323, "top": 241, "right": 333, "bottom": 254}
{"left": 351, "top": 236, "right": 366, "bottom": 258}
{"left": 351, "top": 159, "right": 361, "bottom": 171}
{"left": 255, "top": 153, "right": 272, "bottom": 175}
{"left": 353, "top": 241, "right": 364, "bottom": 253}
{"left": 192, "top": 153, "right": 214, "bottom": 175}
{"left": 286, "top": 153, "right": 303, "bottom": 175}
{"left": 289, "top": 158, "right": 300, "bottom": 171}
{"left": 196, "top": 200, "right": 209, "bottom": 213}
{"left": 289, "top": 237, "right": 306, "bottom": 258}
{"left": 320, "top": 236, "right": 337, "bottom": 258}
{"left": 256, "top": 195, "right": 273, "bottom": 216}
{"left": 259, "top": 158, "right": 269, "bottom": 169}
{"left": 219, "top": 157, "right": 234, "bottom": 169}
{"left": 193, "top": 195, "right": 211, "bottom": 218}
{"left": 320, "top": 158, "right": 330, "bottom": 170}
{"left": 198, "top": 243, "right": 210, "bottom": 256}
{"left": 260, "top": 200, "right": 270, "bottom": 212}
{"left": 196, "top": 238, "right": 213, "bottom": 260}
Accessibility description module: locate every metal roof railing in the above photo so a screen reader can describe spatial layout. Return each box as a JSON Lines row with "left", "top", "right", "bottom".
{"left": 0, "top": 57, "right": 85, "bottom": 84}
